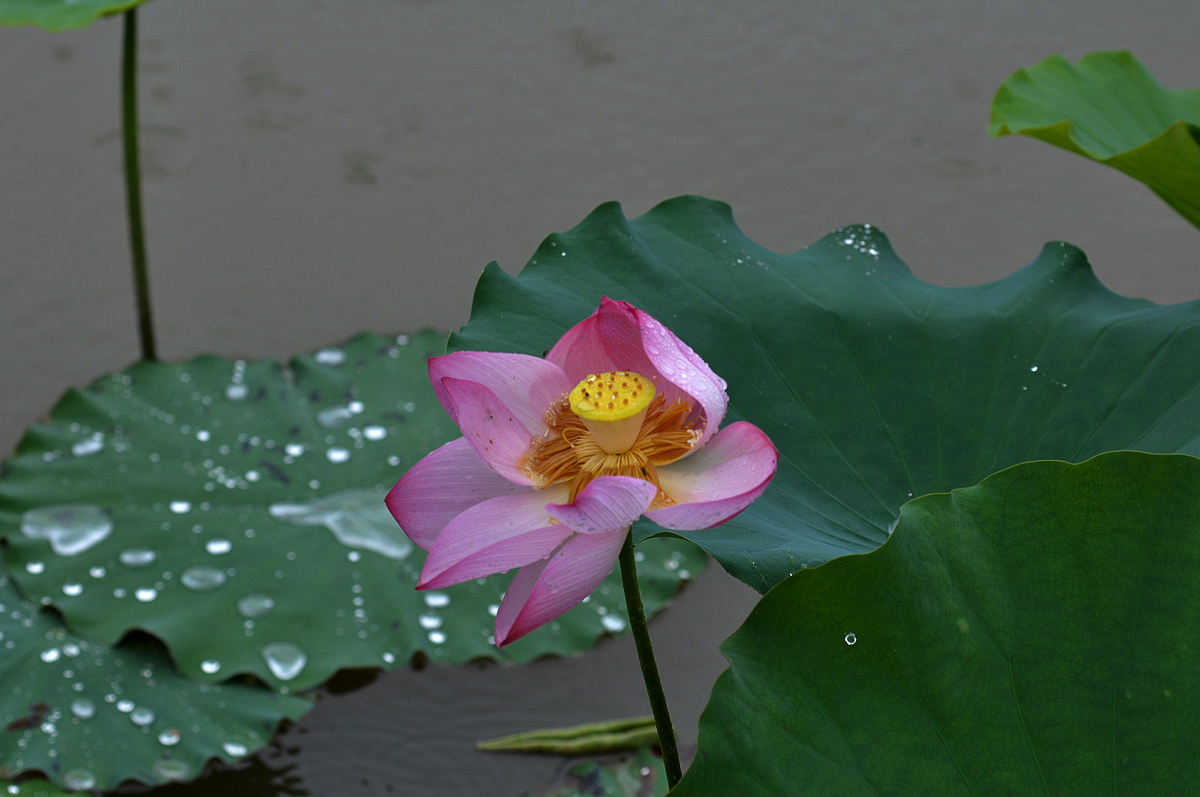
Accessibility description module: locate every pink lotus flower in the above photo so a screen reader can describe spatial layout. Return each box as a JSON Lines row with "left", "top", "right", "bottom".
{"left": 387, "top": 298, "right": 777, "bottom": 646}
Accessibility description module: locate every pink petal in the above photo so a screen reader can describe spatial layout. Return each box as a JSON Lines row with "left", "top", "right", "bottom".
{"left": 546, "top": 298, "right": 728, "bottom": 447}
{"left": 418, "top": 485, "right": 573, "bottom": 589}
{"left": 439, "top": 377, "right": 536, "bottom": 485}
{"left": 495, "top": 529, "right": 628, "bottom": 646}
{"left": 429, "top": 350, "right": 572, "bottom": 436}
{"left": 646, "top": 421, "right": 778, "bottom": 530}
{"left": 546, "top": 475, "right": 657, "bottom": 534}
{"left": 387, "top": 437, "right": 523, "bottom": 549}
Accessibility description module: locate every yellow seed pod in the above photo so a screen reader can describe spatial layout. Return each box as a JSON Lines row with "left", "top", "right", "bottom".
{"left": 569, "top": 371, "right": 656, "bottom": 422}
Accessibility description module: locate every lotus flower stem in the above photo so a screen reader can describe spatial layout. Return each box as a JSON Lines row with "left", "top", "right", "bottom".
{"left": 121, "top": 7, "right": 156, "bottom": 361}
{"left": 618, "top": 532, "right": 682, "bottom": 787}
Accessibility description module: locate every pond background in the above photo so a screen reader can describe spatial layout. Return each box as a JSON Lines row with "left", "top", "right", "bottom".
{"left": 0, "top": 2, "right": 1196, "bottom": 794}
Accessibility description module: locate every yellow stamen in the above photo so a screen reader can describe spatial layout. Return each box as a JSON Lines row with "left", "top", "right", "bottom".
{"left": 522, "top": 377, "right": 701, "bottom": 504}
{"left": 568, "top": 371, "right": 656, "bottom": 454}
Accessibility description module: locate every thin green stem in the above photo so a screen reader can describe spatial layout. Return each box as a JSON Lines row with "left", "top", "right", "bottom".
{"left": 121, "top": 7, "right": 156, "bottom": 361}
{"left": 618, "top": 532, "right": 682, "bottom": 787}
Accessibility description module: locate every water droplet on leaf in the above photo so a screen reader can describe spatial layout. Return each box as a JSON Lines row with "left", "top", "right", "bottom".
{"left": 261, "top": 642, "right": 306, "bottom": 681}
{"left": 20, "top": 504, "right": 113, "bottom": 556}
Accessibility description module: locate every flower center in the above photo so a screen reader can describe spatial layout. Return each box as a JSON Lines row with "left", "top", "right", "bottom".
{"left": 521, "top": 372, "right": 702, "bottom": 504}
{"left": 568, "top": 371, "right": 655, "bottom": 454}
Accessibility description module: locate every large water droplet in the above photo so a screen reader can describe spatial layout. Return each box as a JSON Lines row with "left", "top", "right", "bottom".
{"left": 25, "top": 561, "right": 45, "bottom": 574}
{"left": 20, "top": 504, "right": 113, "bottom": 556}
{"left": 325, "top": 447, "right": 350, "bottom": 463}
{"left": 206, "top": 538, "right": 232, "bottom": 555}
{"left": 844, "top": 632, "right": 857, "bottom": 646}
{"left": 135, "top": 587, "right": 158, "bottom": 602}
{"left": 117, "top": 699, "right": 135, "bottom": 713}
{"left": 314, "top": 348, "right": 346, "bottom": 365}
{"left": 223, "top": 741, "right": 249, "bottom": 757}
{"left": 159, "top": 728, "right": 182, "bottom": 746}
{"left": 262, "top": 642, "right": 306, "bottom": 681}
{"left": 418, "top": 614, "right": 442, "bottom": 630}
{"left": 130, "top": 706, "right": 155, "bottom": 726}
{"left": 225, "top": 384, "right": 249, "bottom": 401}
{"left": 62, "top": 770, "right": 96, "bottom": 791}
{"left": 169, "top": 500, "right": 192, "bottom": 514}
{"left": 154, "top": 759, "right": 191, "bottom": 781}
{"left": 237, "top": 594, "right": 275, "bottom": 619}
{"left": 363, "top": 425, "right": 387, "bottom": 441}
{"left": 62, "top": 582, "right": 83, "bottom": 597}
{"left": 200, "top": 660, "right": 221, "bottom": 674}
{"left": 181, "top": 566, "right": 226, "bottom": 591}
{"left": 601, "top": 615, "right": 626, "bottom": 633}
{"left": 40, "top": 648, "right": 61, "bottom": 663}
{"left": 269, "top": 489, "right": 412, "bottom": 560}
{"left": 423, "top": 592, "right": 450, "bottom": 608}
{"left": 71, "top": 433, "right": 104, "bottom": 457}
{"left": 120, "top": 547, "right": 157, "bottom": 567}
{"left": 70, "top": 698, "right": 95, "bottom": 719}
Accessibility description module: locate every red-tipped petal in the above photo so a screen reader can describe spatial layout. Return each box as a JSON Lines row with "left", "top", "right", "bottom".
{"left": 494, "top": 529, "right": 628, "bottom": 646}
{"left": 386, "top": 437, "right": 522, "bottom": 549}
{"left": 647, "top": 421, "right": 777, "bottom": 530}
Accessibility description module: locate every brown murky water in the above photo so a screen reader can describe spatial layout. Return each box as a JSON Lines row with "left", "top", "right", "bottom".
{"left": 1, "top": 2, "right": 1196, "bottom": 794}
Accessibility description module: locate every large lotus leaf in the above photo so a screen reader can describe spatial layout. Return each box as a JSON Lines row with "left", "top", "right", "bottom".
{"left": 674, "top": 451, "right": 1200, "bottom": 796}
{"left": 0, "top": 0, "right": 148, "bottom": 30}
{"left": 0, "top": 331, "right": 703, "bottom": 691}
{"left": 0, "top": 562, "right": 309, "bottom": 792}
{"left": 989, "top": 50, "right": 1200, "bottom": 230}
{"left": 449, "top": 195, "right": 1200, "bottom": 592}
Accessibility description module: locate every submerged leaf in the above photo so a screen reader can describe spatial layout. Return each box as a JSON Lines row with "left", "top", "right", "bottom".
{"left": 989, "top": 50, "right": 1200, "bottom": 230}
{"left": 451, "top": 196, "right": 1200, "bottom": 592}
{"left": 0, "top": 331, "right": 703, "bottom": 691}
{"left": 477, "top": 716, "right": 657, "bottom": 754}
{"left": 0, "top": 562, "right": 309, "bottom": 791}
{"left": 675, "top": 452, "right": 1200, "bottom": 796}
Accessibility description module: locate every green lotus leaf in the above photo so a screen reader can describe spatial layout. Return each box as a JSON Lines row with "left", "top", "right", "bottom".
{"left": 0, "top": 0, "right": 148, "bottom": 30}
{"left": 989, "top": 50, "right": 1200, "bottom": 230}
{"left": 0, "top": 331, "right": 703, "bottom": 691}
{"left": 675, "top": 451, "right": 1200, "bottom": 796}
{"left": 450, "top": 196, "right": 1200, "bottom": 592}
{"left": 0, "top": 562, "right": 310, "bottom": 791}
{"left": 0, "top": 779, "right": 75, "bottom": 797}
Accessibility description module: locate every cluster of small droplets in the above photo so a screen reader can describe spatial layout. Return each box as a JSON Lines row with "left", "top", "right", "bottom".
{"left": 569, "top": 371, "right": 655, "bottom": 421}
